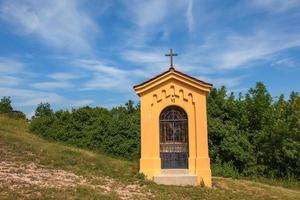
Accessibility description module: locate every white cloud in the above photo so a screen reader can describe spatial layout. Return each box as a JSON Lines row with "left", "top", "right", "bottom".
{"left": 0, "top": 57, "right": 25, "bottom": 74}
{"left": 0, "top": 58, "right": 27, "bottom": 87}
{"left": 0, "top": 87, "right": 92, "bottom": 107}
{"left": 198, "top": 76, "right": 244, "bottom": 88}
{"left": 0, "top": 75, "right": 22, "bottom": 86}
{"left": 217, "top": 32, "right": 300, "bottom": 70}
{"left": 127, "top": 0, "right": 192, "bottom": 29}
{"left": 32, "top": 72, "right": 82, "bottom": 90}
{"left": 48, "top": 72, "right": 79, "bottom": 81}
{"left": 182, "top": 29, "right": 300, "bottom": 72}
{"left": 122, "top": 50, "right": 166, "bottom": 65}
{"left": 31, "top": 81, "right": 73, "bottom": 90}
{"left": 186, "top": 0, "right": 194, "bottom": 32}
{"left": 130, "top": 0, "right": 168, "bottom": 28}
{"left": 122, "top": 0, "right": 195, "bottom": 46}
{"left": 71, "top": 58, "right": 157, "bottom": 91}
{"left": 213, "top": 77, "right": 244, "bottom": 88}
{"left": 0, "top": 87, "right": 63, "bottom": 106}
{"left": 74, "top": 59, "right": 126, "bottom": 76}
{"left": 271, "top": 57, "right": 295, "bottom": 67}
{"left": 82, "top": 73, "right": 129, "bottom": 91}
{"left": 122, "top": 48, "right": 218, "bottom": 76}
{"left": 72, "top": 59, "right": 137, "bottom": 91}
{"left": 0, "top": 0, "right": 99, "bottom": 54}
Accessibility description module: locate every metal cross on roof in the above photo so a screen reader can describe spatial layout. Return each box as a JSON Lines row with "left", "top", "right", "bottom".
{"left": 165, "top": 48, "right": 178, "bottom": 69}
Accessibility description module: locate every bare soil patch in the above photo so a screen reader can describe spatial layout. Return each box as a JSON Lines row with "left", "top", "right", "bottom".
{"left": 0, "top": 142, "right": 153, "bottom": 200}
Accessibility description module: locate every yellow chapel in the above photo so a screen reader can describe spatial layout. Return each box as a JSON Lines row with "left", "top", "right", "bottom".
{"left": 133, "top": 49, "right": 212, "bottom": 187}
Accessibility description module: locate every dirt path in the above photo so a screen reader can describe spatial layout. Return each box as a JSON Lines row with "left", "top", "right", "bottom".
{"left": 0, "top": 142, "right": 153, "bottom": 200}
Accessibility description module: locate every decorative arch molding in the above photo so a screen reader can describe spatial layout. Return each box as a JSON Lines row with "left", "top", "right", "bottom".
{"left": 151, "top": 85, "right": 195, "bottom": 106}
{"left": 159, "top": 105, "right": 189, "bottom": 169}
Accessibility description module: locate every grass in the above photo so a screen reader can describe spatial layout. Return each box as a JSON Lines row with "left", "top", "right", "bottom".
{"left": 0, "top": 116, "right": 137, "bottom": 181}
{"left": 244, "top": 176, "right": 300, "bottom": 190}
{"left": 0, "top": 115, "right": 299, "bottom": 200}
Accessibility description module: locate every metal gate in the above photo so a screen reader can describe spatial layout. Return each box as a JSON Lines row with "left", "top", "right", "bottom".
{"left": 160, "top": 106, "right": 188, "bottom": 169}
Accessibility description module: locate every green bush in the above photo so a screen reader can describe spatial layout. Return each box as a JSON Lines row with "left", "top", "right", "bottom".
{"left": 29, "top": 103, "right": 140, "bottom": 160}
{"left": 26, "top": 82, "right": 300, "bottom": 180}
{"left": 0, "top": 96, "right": 26, "bottom": 120}
{"left": 212, "top": 158, "right": 240, "bottom": 178}
{"left": 208, "top": 83, "right": 300, "bottom": 180}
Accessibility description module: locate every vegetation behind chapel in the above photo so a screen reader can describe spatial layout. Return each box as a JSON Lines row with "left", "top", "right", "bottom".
{"left": 1, "top": 82, "right": 299, "bottom": 181}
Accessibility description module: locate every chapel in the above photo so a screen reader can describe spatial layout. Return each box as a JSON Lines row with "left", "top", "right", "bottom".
{"left": 133, "top": 49, "right": 212, "bottom": 187}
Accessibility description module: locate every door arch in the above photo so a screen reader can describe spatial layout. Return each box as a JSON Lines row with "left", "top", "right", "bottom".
{"left": 159, "top": 106, "right": 189, "bottom": 169}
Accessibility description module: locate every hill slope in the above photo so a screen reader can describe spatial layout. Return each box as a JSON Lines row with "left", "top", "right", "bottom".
{"left": 0, "top": 116, "right": 299, "bottom": 200}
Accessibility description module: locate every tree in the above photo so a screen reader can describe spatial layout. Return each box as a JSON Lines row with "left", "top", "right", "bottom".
{"left": 0, "top": 96, "right": 13, "bottom": 113}
{"left": 125, "top": 100, "right": 135, "bottom": 113}
{"left": 28, "top": 83, "right": 300, "bottom": 179}
{"left": 35, "top": 102, "right": 53, "bottom": 118}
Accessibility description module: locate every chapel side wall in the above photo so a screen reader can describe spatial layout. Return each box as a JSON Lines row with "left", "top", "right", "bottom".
{"left": 195, "top": 93, "right": 212, "bottom": 187}
{"left": 139, "top": 95, "right": 161, "bottom": 178}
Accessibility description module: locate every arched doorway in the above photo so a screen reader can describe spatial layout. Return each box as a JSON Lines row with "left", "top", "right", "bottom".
{"left": 160, "top": 106, "right": 188, "bottom": 169}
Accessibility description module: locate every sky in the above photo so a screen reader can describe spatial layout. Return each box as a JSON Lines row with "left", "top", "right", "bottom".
{"left": 0, "top": 0, "right": 300, "bottom": 118}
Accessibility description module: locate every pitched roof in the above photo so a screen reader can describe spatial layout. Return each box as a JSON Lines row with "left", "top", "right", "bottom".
{"left": 133, "top": 67, "right": 213, "bottom": 89}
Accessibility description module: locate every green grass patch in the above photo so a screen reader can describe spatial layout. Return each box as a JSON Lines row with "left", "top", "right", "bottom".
{"left": 1, "top": 116, "right": 300, "bottom": 200}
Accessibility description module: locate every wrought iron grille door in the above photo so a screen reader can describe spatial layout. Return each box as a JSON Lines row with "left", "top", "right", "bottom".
{"left": 160, "top": 106, "right": 188, "bottom": 169}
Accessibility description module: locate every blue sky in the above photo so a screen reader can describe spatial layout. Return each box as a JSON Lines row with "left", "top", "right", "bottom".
{"left": 0, "top": 0, "right": 300, "bottom": 118}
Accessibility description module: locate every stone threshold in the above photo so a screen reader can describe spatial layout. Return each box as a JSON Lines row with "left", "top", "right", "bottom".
{"left": 154, "top": 169, "right": 197, "bottom": 186}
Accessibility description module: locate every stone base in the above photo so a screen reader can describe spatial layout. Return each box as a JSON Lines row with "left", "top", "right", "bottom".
{"left": 153, "top": 169, "right": 197, "bottom": 186}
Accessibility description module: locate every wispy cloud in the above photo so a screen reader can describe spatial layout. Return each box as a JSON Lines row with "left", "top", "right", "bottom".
{"left": 0, "top": 0, "right": 299, "bottom": 117}
{"left": 123, "top": 50, "right": 165, "bottom": 64}
{"left": 0, "top": 87, "right": 93, "bottom": 107}
{"left": 31, "top": 81, "right": 73, "bottom": 90}
{"left": 216, "top": 32, "right": 300, "bottom": 70}
{"left": 186, "top": 0, "right": 194, "bottom": 32}
{"left": 0, "top": 57, "right": 25, "bottom": 74}
{"left": 127, "top": 0, "right": 192, "bottom": 30}
{"left": 0, "top": 75, "right": 22, "bottom": 86}
{"left": 129, "top": 0, "right": 168, "bottom": 28}
{"left": 31, "top": 72, "right": 82, "bottom": 90}
{"left": 270, "top": 57, "right": 297, "bottom": 69}
{"left": 122, "top": 50, "right": 169, "bottom": 72}
{"left": 48, "top": 72, "right": 79, "bottom": 81}
{"left": 181, "top": 29, "right": 300, "bottom": 73}
{"left": 198, "top": 76, "right": 244, "bottom": 88}
{"left": 0, "top": 87, "right": 62, "bottom": 106}
{"left": 122, "top": 0, "right": 194, "bottom": 46}
{"left": 0, "top": 57, "right": 27, "bottom": 87}
{"left": 0, "top": 0, "right": 99, "bottom": 54}
{"left": 72, "top": 59, "right": 147, "bottom": 91}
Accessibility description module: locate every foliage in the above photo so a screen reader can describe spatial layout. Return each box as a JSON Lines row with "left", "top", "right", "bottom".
{"left": 4, "top": 82, "right": 298, "bottom": 180}
{"left": 34, "top": 102, "right": 53, "bottom": 118}
{"left": 1, "top": 115, "right": 299, "bottom": 199}
{"left": 208, "top": 82, "right": 300, "bottom": 180}
{"left": 30, "top": 101, "right": 140, "bottom": 160}
{"left": 0, "top": 96, "right": 25, "bottom": 120}
{"left": 0, "top": 96, "right": 13, "bottom": 113}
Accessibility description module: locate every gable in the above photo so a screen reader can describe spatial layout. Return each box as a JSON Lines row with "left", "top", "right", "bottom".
{"left": 133, "top": 68, "right": 212, "bottom": 96}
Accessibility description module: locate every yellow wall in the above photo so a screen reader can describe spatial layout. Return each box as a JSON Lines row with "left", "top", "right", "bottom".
{"left": 134, "top": 70, "right": 212, "bottom": 187}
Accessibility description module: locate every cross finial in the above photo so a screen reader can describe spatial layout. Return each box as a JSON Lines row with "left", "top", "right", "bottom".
{"left": 165, "top": 48, "right": 178, "bottom": 70}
